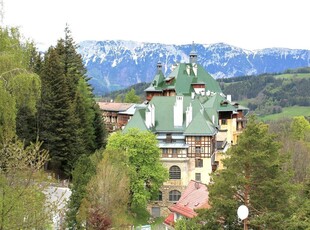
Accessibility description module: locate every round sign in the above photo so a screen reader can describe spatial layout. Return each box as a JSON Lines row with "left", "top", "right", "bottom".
{"left": 237, "top": 205, "right": 249, "bottom": 220}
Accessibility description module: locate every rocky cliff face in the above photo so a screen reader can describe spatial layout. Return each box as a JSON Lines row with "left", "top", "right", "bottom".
{"left": 77, "top": 40, "right": 310, "bottom": 95}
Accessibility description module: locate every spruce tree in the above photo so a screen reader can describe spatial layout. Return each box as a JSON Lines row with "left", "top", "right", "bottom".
{"left": 39, "top": 47, "right": 75, "bottom": 173}
{"left": 196, "top": 116, "right": 293, "bottom": 229}
{"left": 38, "top": 26, "right": 106, "bottom": 175}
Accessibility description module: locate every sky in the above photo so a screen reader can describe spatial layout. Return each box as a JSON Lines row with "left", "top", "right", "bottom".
{"left": 3, "top": 0, "right": 310, "bottom": 51}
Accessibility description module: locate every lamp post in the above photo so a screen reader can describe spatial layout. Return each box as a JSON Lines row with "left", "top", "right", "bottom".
{"left": 237, "top": 205, "right": 249, "bottom": 230}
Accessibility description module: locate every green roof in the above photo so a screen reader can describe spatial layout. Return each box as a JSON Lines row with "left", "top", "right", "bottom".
{"left": 145, "top": 71, "right": 165, "bottom": 92}
{"left": 184, "top": 112, "right": 217, "bottom": 136}
{"left": 123, "top": 108, "right": 148, "bottom": 132}
{"left": 130, "top": 96, "right": 218, "bottom": 135}
{"left": 145, "top": 63, "right": 222, "bottom": 95}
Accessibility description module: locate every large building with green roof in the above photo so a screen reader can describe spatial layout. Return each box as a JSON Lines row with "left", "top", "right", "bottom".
{"left": 124, "top": 48, "right": 249, "bottom": 218}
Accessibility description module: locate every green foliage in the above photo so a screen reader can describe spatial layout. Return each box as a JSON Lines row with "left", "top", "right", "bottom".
{"left": 7, "top": 73, "right": 41, "bottom": 114}
{"left": 106, "top": 128, "right": 168, "bottom": 211}
{"left": 114, "top": 94, "right": 123, "bottom": 102}
{"left": 0, "top": 139, "right": 52, "bottom": 229}
{"left": 77, "top": 150, "right": 131, "bottom": 229}
{"left": 6, "top": 73, "right": 41, "bottom": 144}
{"left": 290, "top": 116, "right": 310, "bottom": 141}
{"left": 102, "top": 82, "right": 149, "bottom": 101}
{"left": 0, "top": 81, "right": 16, "bottom": 143}
{"left": 196, "top": 116, "right": 293, "bottom": 229}
{"left": 268, "top": 117, "right": 310, "bottom": 184}
{"left": 174, "top": 218, "right": 201, "bottom": 230}
{"left": 259, "top": 106, "right": 310, "bottom": 121}
{"left": 66, "top": 153, "right": 99, "bottom": 229}
{"left": 124, "top": 88, "right": 141, "bottom": 103}
{"left": 220, "top": 73, "right": 310, "bottom": 116}
{"left": 38, "top": 26, "right": 106, "bottom": 175}
{"left": 0, "top": 26, "right": 39, "bottom": 144}
{"left": 0, "top": 27, "right": 34, "bottom": 74}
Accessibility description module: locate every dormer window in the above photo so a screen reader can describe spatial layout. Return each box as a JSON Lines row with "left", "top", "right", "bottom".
{"left": 166, "top": 134, "right": 172, "bottom": 143}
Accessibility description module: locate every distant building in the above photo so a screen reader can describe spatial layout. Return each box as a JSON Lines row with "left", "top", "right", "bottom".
{"left": 124, "top": 45, "right": 249, "bottom": 217}
{"left": 97, "top": 102, "right": 136, "bottom": 132}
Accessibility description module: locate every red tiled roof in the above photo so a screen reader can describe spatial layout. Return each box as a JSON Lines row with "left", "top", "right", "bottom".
{"left": 169, "top": 180, "right": 210, "bottom": 218}
{"left": 97, "top": 102, "right": 134, "bottom": 112}
{"left": 164, "top": 213, "right": 174, "bottom": 226}
{"left": 170, "top": 204, "right": 197, "bottom": 218}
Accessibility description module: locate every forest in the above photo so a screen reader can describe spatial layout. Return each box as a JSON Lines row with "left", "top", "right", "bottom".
{"left": 0, "top": 26, "right": 310, "bottom": 229}
{"left": 106, "top": 70, "right": 310, "bottom": 118}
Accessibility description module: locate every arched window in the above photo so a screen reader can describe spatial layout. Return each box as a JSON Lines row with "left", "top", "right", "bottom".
{"left": 169, "top": 165, "right": 181, "bottom": 179}
{"left": 169, "top": 190, "right": 181, "bottom": 202}
{"left": 152, "top": 191, "right": 163, "bottom": 201}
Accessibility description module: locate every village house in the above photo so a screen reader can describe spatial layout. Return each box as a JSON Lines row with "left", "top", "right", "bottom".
{"left": 97, "top": 102, "right": 136, "bottom": 132}
{"left": 124, "top": 47, "right": 249, "bottom": 218}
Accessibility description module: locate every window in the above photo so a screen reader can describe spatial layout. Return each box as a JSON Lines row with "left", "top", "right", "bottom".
{"left": 195, "top": 159, "right": 203, "bottom": 168}
{"left": 195, "top": 136, "right": 201, "bottom": 142}
{"left": 195, "top": 147, "right": 201, "bottom": 153}
{"left": 195, "top": 173, "right": 201, "bottom": 181}
{"left": 169, "top": 190, "right": 181, "bottom": 202}
{"left": 169, "top": 165, "right": 181, "bottom": 179}
{"left": 221, "top": 119, "right": 227, "bottom": 125}
{"left": 151, "top": 207, "right": 160, "bottom": 218}
{"left": 152, "top": 191, "right": 162, "bottom": 201}
{"left": 162, "top": 149, "right": 168, "bottom": 157}
{"left": 166, "top": 134, "right": 172, "bottom": 143}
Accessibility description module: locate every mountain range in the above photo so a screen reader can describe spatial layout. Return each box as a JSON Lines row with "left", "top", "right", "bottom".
{"left": 77, "top": 41, "right": 310, "bottom": 95}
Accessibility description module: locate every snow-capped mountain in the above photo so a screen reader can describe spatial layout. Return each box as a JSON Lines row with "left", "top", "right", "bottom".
{"left": 77, "top": 40, "right": 310, "bottom": 95}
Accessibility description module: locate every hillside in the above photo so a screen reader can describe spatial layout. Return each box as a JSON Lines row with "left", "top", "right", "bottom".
{"left": 77, "top": 41, "right": 310, "bottom": 95}
{"left": 104, "top": 68, "right": 310, "bottom": 119}
{"left": 221, "top": 71, "right": 310, "bottom": 117}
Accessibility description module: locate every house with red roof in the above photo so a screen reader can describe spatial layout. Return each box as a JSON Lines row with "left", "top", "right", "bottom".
{"left": 164, "top": 180, "right": 210, "bottom": 228}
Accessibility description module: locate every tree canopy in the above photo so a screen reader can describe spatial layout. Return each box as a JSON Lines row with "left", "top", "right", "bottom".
{"left": 106, "top": 128, "right": 168, "bottom": 210}
{"left": 193, "top": 116, "right": 293, "bottom": 229}
{"left": 0, "top": 139, "right": 52, "bottom": 229}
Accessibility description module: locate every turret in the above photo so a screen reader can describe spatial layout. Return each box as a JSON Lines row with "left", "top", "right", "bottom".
{"left": 189, "top": 41, "right": 197, "bottom": 63}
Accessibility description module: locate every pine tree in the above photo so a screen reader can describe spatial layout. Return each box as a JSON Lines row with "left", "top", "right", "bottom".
{"left": 38, "top": 26, "right": 106, "bottom": 175}
{"left": 39, "top": 47, "right": 76, "bottom": 173}
{"left": 196, "top": 116, "right": 293, "bottom": 229}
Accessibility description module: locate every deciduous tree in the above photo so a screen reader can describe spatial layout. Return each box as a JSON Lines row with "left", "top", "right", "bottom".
{"left": 78, "top": 150, "right": 131, "bottom": 229}
{"left": 0, "top": 139, "right": 52, "bottom": 229}
{"left": 124, "top": 88, "right": 141, "bottom": 103}
{"left": 106, "top": 128, "right": 168, "bottom": 210}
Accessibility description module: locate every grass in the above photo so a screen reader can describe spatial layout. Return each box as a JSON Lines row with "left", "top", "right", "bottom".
{"left": 258, "top": 106, "right": 310, "bottom": 121}
{"left": 274, "top": 73, "right": 310, "bottom": 79}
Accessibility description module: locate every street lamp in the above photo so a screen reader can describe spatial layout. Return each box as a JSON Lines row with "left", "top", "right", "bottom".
{"left": 237, "top": 205, "right": 249, "bottom": 230}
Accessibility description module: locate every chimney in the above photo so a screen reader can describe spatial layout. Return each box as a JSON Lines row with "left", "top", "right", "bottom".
{"left": 151, "top": 104, "right": 155, "bottom": 126}
{"left": 186, "top": 103, "right": 193, "bottom": 127}
{"left": 191, "top": 92, "right": 195, "bottom": 99}
{"left": 145, "top": 103, "right": 155, "bottom": 128}
{"left": 174, "top": 96, "right": 183, "bottom": 127}
{"left": 227, "top": 94, "right": 232, "bottom": 102}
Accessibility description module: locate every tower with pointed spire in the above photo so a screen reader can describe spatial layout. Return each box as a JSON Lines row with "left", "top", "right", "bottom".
{"left": 144, "top": 42, "right": 221, "bottom": 101}
{"left": 189, "top": 41, "right": 198, "bottom": 63}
